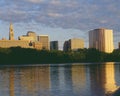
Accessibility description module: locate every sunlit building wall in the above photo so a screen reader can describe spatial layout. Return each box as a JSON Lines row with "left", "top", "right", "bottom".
{"left": 19, "top": 31, "right": 37, "bottom": 42}
{"left": 63, "top": 38, "right": 84, "bottom": 51}
{"left": 89, "top": 28, "right": 114, "bottom": 53}
{"left": 18, "top": 36, "right": 34, "bottom": 42}
{"left": 0, "top": 40, "right": 33, "bottom": 48}
{"left": 70, "top": 38, "right": 84, "bottom": 50}
{"left": 32, "top": 42, "right": 42, "bottom": 50}
{"left": 37, "top": 35, "right": 50, "bottom": 50}
{"left": 27, "top": 31, "right": 37, "bottom": 41}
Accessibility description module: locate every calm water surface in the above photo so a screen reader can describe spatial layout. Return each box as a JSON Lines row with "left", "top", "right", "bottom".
{"left": 0, "top": 62, "right": 120, "bottom": 96}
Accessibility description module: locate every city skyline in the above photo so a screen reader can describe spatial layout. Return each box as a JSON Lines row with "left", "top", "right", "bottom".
{"left": 0, "top": 23, "right": 118, "bottom": 51}
{"left": 0, "top": 0, "right": 120, "bottom": 49}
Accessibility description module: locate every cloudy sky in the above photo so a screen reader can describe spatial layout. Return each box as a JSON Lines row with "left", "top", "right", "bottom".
{"left": 0, "top": 0, "right": 120, "bottom": 49}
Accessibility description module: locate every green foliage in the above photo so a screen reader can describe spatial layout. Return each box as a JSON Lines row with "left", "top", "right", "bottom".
{"left": 0, "top": 47, "right": 119, "bottom": 65}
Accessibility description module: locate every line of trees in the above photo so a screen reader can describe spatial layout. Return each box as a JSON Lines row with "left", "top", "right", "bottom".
{"left": 0, "top": 47, "right": 120, "bottom": 65}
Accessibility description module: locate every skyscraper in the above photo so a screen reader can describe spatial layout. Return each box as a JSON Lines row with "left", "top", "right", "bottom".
{"left": 9, "top": 23, "right": 14, "bottom": 40}
{"left": 89, "top": 28, "right": 114, "bottom": 53}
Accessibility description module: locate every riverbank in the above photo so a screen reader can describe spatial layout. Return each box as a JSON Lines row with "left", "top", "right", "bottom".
{"left": 0, "top": 47, "right": 120, "bottom": 65}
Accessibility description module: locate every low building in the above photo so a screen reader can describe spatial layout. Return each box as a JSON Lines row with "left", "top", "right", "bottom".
{"left": 27, "top": 31, "right": 37, "bottom": 41}
{"left": 32, "top": 42, "right": 42, "bottom": 50}
{"left": 0, "top": 23, "right": 51, "bottom": 50}
{"left": 0, "top": 40, "right": 33, "bottom": 48}
{"left": 63, "top": 38, "right": 84, "bottom": 51}
{"left": 19, "top": 36, "right": 34, "bottom": 42}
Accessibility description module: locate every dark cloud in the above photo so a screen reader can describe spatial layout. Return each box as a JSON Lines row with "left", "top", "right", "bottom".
{"left": 0, "top": 0, "right": 120, "bottom": 31}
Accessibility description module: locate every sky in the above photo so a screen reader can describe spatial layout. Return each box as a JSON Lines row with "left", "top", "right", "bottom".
{"left": 0, "top": 0, "right": 120, "bottom": 49}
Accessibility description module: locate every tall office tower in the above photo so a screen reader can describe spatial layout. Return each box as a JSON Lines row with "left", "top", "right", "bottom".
{"left": 38, "top": 35, "right": 50, "bottom": 50}
{"left": 27, "top": 31, "right": 37, "bottom": 41}
{"left": 9, "top": 23, "right": 14, "bottom": 40}
{"left": 50, "top": 41, "right": 58, "bottom": 50}
{"left": 63, "top": 38, "right": 84, "bottom": 51}
{"left": 89, "top": 28, "right": 114, "bottom": 53}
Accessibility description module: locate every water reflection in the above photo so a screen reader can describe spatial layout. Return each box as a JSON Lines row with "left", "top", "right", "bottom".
{"left": 9, "top": 69, "right": 15, "bottom": 96}
{"left": 104, "top": 62, "right": 117, "bottom": 93}
{"left": 89, "top": 62, "right": 118, "bottom": 96}
{"left": 19, "top": 66, "right": 50, "bottom": 96}
{"left": 0, "top": 62, "right": 119, "bottom": 96}
{"left": 50, "top": 65, "right": 74, "bottom": 96}
{"left": 71, "top": 64, "right": 90, "bottom": 96}
{"left": 0, "top": 66, "right": 51, "bottom": 96}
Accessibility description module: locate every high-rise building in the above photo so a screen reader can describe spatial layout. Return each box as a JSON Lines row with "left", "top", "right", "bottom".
{"left": 50, "top": 41, "right": 58, "bottom": 50}
{"left": 89, "top": 28, "right": 114, "bottom": 53}
{"left": 38, "top": 35, "right": 50, "bottom": 50}
{"left": 9, "top": 23, "right": 14, "bottom": 40}
{"left": 63, "top": 38, "right": 84, "bottom": 51}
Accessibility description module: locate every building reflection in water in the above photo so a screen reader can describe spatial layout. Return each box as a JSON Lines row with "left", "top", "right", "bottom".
{"left": 19, "top": 66, "right": 51, "bottom": 96}
{"left": 89, "top": 62, "right": 118, "bottom": 96}
{"left": 71, "top": 64, "right": 90, "bottom": 96}
{"left": 9, "top": 68, "right": 15, "bottom": 96}
{"left": 0, "top": 68, "right": 10, "bottom": 96}
{"left": 0, "top": 63, "right": 119, "bottom": 96}
{"left": 7, "top": 66, "right": 51, "bottom": 96}
{"left": 50, "top": 65, "right": 74, "bottom": 96}
{"left": 104, "top": 62, "right": 118, "bottom": 93}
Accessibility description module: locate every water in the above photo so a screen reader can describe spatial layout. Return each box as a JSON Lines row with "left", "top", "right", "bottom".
{"left": 0, "top": 62, "right": 120, "bottom": 96}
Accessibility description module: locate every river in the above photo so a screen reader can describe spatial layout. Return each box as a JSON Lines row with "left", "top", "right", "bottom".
{"left": 0, "top": 62, "right": 120, "bottom": 96}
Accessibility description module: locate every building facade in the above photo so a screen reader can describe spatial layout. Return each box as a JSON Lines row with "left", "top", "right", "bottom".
{"left": 0, "top": 40, "right": 33, "bottom": 48}
{"left": 27, "top": 31, "right": 37, "bottom": 41}
{"left": 50, "top": 41, "right": 58, "bottom": 50}
{"left": 32, "top": 42, "right": 42, "bottom": 50}
{"left": 63, "top": 38, "right": 84, "bottom": 51}
{"left": 38, "top": 35, "right": 50, "bottom": 50}
{"left": 89, "top": 28, "right": 114, "bottom": 53}
{"left": 19, "top": 31, "right": 37, "bottom": 42}
{"left": 19, "top": 36, "right": 34, "bottom": 42}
